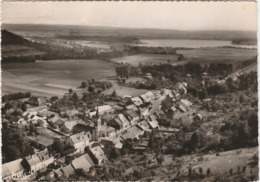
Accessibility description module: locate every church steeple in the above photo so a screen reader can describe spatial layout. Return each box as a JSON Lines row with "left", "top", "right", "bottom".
{"left": 96, "top": 106, "right": 99, "bottom": 118}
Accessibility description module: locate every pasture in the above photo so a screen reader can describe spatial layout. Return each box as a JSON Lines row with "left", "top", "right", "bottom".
{"left": 112, "top": 54, "right": 180, "bottom": 66}
{"left": 176, "top": 47, "right": 257, "bottom": 65}
{"left": 2, "top": 59, "right": 116, "bottom": 97}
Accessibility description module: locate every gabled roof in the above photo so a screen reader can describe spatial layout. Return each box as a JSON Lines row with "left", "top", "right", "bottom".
{"left": 126, "top": 104, "right": 138, "bottom": 111}
{"left": 37, "top": 149, "right": 52, "bottom": 162}
{"left": 25, "top": 154, "right": 41, "bottom": 167}
{"left": 131, "top": 97, "right": 143, "bottom": 106}
{"left": 147, "top": 115, "right": 159, "bottom": 129}
{"left": 137, "top": 120, "right": 151, "bottom": 131}
{"left": 124, "top": 110, "right": 139, "bottom": 119}
{"left": 118, "top": 114, "right": 130, "bottom": 125}
{"left": 54, "top": 119, "right": 65, "bottom": 126}
{"left": 2, "top": 158, "right": 24, "bottom": 178}
{"left": 70, "top": 132, "right": 89, "bottom": 145}
{"left": 89, "top": 146, "right": 107, "bottom": 162}
{"left": 121, "top": 126, "right": 144, "bottom": 140}
{"left": 61, "top": 164, "right": 74, "bottom": 177}
{"left": 72, "top": 155, "right": 92, "bottom": 171}
{"left": 178, "top": 104, "right": 187, "bottom": 113}
{"left": 180, "top": 99, "right": 192, "bottom": 108}
{"left": 83, "top": 154, "right": 95, "bottom": 166}
{"left": 172, "top": 89, "right": 180, "bottom": 95}
{"left": 95, "top": 105, "right": 113, "bottom": 113}
{"left": 64, "top": 120, "right": 78, "bottom": 131}
{"left": 140, "top": 91, "right": 154, "bottom": 102}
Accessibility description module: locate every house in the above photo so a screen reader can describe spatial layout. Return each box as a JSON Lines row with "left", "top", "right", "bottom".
{"left": 126, "top": 104, "right": 139, "bottom": 111}
{"left": 118, "top": 113, "right": 130, "bottom": 129}
{"left": 100, "top": 137, "right": 123, "bottom": 149}
{"left": 147, "top": 115, "right": 159, "bottom": 129}
{"left": 66, "top": 109, "right": 78, "bottom": 119}
{"left": 22, "top": 154, "right": 42, "bottom": 174}
{"left": 193, "top": 114, "right": 203, "bottom": 122}
{"left": 83, "top": 153, "right": 95, "bottom": 166}
{"left": 132, "top": 140, "right": 149, "bottom": 151}
{"left": 161, "top": 89, "right": 174, "bottom": 98}
{"left": 137, "top": 120, "right": 152, "bottom": 132}
{"left": 140, "top": 91, "right": 155, "bottom": 103}
{"left": 123, "top": 95, "right": 132, "bottom": 102}
{"left": 49, "top": 115, "right": 59, "bottom": 123}
{"left": 37, "top": 149, "right": 55, "bottom": 169}
{"left": 131, "top": 97, "right": 143, "bottom": 106}
{"left": 178, "top": 104, "right": 187, "bottom": 113}
{"left": 54, "top": 119, "right": 66, "bottom": 126}
{"left": 2, "top": 158, "right": 25, "bottom": 181}
{"left": 123, "top": 110, "right": 139, "bottom": 125}
{"left": 66, "top": 132, "right": 90, "bottom": 154}
{"left": 100, "top": 125, "right": 116, "bottom": 138}
{"left": 172, "top": 90, "right": 180, "bottom": 98}
{"left": 156, "top": 109, "right": 166, "bottom": 119}
{"left": 108, "top": 117, "right": 123, "bottom": 130}
{"left": 180, "top": 99, "right": 192, "bottom": 109}
{"left": 120, "top": 126, "right": 144, "bottom": 141}
{"left": 21, "top": 150, "right": 54, "bottom": 174}
{"left": 87, "top": 145, "right": 107, "bottom": 165}
{"left": 71, "top": 155, "right": 93, "bottom": 171}
{"left": 26, "top": 97, "right": 39, "bottom": 107}
{"left": 89, "top": 105, "right": 113, "bottom": 118}
{"left": 108, "top": 114, "right": 130, "bottom": 130}
{"left": 60, "top": 164, "right": 75, "bottom": 178}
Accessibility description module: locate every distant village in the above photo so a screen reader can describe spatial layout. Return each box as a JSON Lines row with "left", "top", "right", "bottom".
{"left": 2, "top": 80, "right": 206, "bottom": 181}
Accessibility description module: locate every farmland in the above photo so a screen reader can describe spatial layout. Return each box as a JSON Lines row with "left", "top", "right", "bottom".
{"left": 176, "top": 47, "right": 257, "bottom": 65}
{"left": 2, "top": 59, "right": 116, "bottom": 97}
{"left": 112, "top": 54, "right": 180, "bottom": 66}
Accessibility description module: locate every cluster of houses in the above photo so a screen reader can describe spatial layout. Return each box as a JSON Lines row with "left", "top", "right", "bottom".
{"left": 2, "top": 81, "right": 205, "bottom": 181}
{"left": 2, "top": 142, "right": 107, "bottom": 181}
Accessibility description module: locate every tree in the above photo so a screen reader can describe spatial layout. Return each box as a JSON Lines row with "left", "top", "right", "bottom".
{"left": 21, "top": 103, "right": 27, "bottom": 112}
{"left": 199, "top": 167, "right": 203, "bottom": 175}
{"left": 156, "top": 154, "right": 164, "bottom": 166}
{"left": 111, "top": 90, "right": 117, "bottom": 97}
{"left": 242, "top": 166, "right": 247, "bottom": 173}
{"left": 237, "top": 166, "right": 241, "bottom": 173}
{"left": 229, "top": 168, "right": 233, "bottom": 176}
{"left": 6, "top": 145, "right": 20, "bottom": 161}
{"left": 69, "top": 88, "right": 73, "bottom": 94}
{"left": 81, "top": 81, "right": 88, "bottom": 88}
{"left": 52, "top": 139, "right": 65, "bottom": 153}
{"left": 88, "top": 86, "right": 95, "bottom": 93}
{"left": 207, "top": 168, "right": 211, "bottom": 176}
{"left": 50, "top": 96, "right": 59, "bottom": 103}
{"left": 109, "top": 148, "right": 120, "bottom": 159}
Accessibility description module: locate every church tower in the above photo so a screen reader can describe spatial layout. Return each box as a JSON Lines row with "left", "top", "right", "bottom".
{"left": 92, "top": 106, "right": 101, "bottom": 141}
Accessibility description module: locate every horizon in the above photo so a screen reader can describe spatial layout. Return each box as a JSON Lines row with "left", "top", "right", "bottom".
{"left": 2, "top": 2, "right": 257, "bottom": 31}
{"left": 2, "top": 23, "right": 257, "bottom": 33}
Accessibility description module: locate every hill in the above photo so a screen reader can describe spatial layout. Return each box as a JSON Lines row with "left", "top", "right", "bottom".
{"left": 2, "top": 23, "right": 257, "bottom": 42}
{"left": 1, "top": 29, "right": 29, "bottom": 45}
{"left": 1, "top": 30, "right": 46, "bottom": 63}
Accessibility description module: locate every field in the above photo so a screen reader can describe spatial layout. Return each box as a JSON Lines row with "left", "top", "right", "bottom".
{"left": 176, "top": 47, "right": 257, "bottom": 65}
{"left": 156, "top": 147, "right": 258, "bottom": 181}
{"left": 2, "top": 59, "right": 116, "bottom": 97}
{"left": 112, "top": 54, "right": 180, "bottom": 66}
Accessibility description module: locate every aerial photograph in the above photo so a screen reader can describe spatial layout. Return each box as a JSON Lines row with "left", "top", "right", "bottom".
{"left": 1, "top": 1, "right": 258, "bottom": 181}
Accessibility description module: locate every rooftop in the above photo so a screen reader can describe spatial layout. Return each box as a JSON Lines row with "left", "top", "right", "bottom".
{"left": 2, "top": 158, "right": 24, "bottom": 178}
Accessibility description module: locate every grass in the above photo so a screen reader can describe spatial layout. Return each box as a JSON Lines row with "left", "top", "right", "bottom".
{"left": 176, "top": 47, "right": 257, "bottom": 65}
{"left": 112, "top": 54, "right": 180, "bottom": 66}
{"left": 2, "top": 59, "right": 116, "bottom": 97}
{"left": 151, "top": 147, "right": 258, "bottom": 181}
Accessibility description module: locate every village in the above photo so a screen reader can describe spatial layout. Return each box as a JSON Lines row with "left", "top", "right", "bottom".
{"left": 2, "top": 80, "right": 207, "bottom": 181}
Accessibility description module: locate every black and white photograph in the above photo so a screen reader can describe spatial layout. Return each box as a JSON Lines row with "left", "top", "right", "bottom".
{"left": 1, "top": 1, "right": 258, "bottom": 181}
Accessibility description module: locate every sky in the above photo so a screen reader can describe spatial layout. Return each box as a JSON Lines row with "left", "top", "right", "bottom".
{"left": 1, "top": 2, "right": 257, "bottom": 31}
